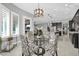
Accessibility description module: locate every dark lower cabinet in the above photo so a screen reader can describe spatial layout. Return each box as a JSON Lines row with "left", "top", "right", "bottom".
{"left": 72, "top": 33, "right": 79, "bottom": 48}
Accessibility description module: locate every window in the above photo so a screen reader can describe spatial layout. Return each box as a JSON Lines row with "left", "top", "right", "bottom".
{"left": 1, "top": 9, "right": 9, "bottom": 37}
{"left": 11, "top": 12, "right": 19, "bottom": 35}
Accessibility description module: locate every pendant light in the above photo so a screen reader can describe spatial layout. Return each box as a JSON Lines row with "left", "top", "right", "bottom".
{"left": 34, "top": 1, "right": 44, "bottom": 17}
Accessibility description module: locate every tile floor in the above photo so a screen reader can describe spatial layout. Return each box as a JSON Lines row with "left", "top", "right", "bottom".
{"left": 0, "top": 41, "right": 22, "bottom": 56}
{"left": 58, "top": 35, "right": 78, "bottom": 56}
{"left": 0, "top": 35, "right": 79, "bottom": 56}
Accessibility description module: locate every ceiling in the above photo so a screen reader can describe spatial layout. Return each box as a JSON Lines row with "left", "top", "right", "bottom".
{"left": 14, "top": 3, "right": 79, "bottom": 24}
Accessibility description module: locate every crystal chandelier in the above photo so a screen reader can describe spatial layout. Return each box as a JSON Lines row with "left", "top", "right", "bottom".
{"left": 34, "top": 3, "right": 44, "bottom": 17}
{"left": 34, "top": 8, "right": 44, "bottom": 17}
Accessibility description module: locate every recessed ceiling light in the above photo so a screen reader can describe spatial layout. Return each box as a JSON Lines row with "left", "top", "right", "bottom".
{"left": 65, "top": 4, "right": 68, "bottom": 7}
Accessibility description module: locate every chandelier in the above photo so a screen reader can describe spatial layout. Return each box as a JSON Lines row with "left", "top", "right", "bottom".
{"left": 34, "top": 8, "right": 44, "bottom": 17}
{"left": 34, "top": 2, "right": 44, "bottom": 17}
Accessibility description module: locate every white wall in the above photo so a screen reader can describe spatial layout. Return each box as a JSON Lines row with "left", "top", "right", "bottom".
{"left": 0, "top": 3, "right": 33, "bottom": 36}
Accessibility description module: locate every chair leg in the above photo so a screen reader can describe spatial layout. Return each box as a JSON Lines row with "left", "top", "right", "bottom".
{"left": 56, "top": 50, "right": 58, "bottom": 56}
{"left": 22, "top": 53, "right": 24, "bottom": 56}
